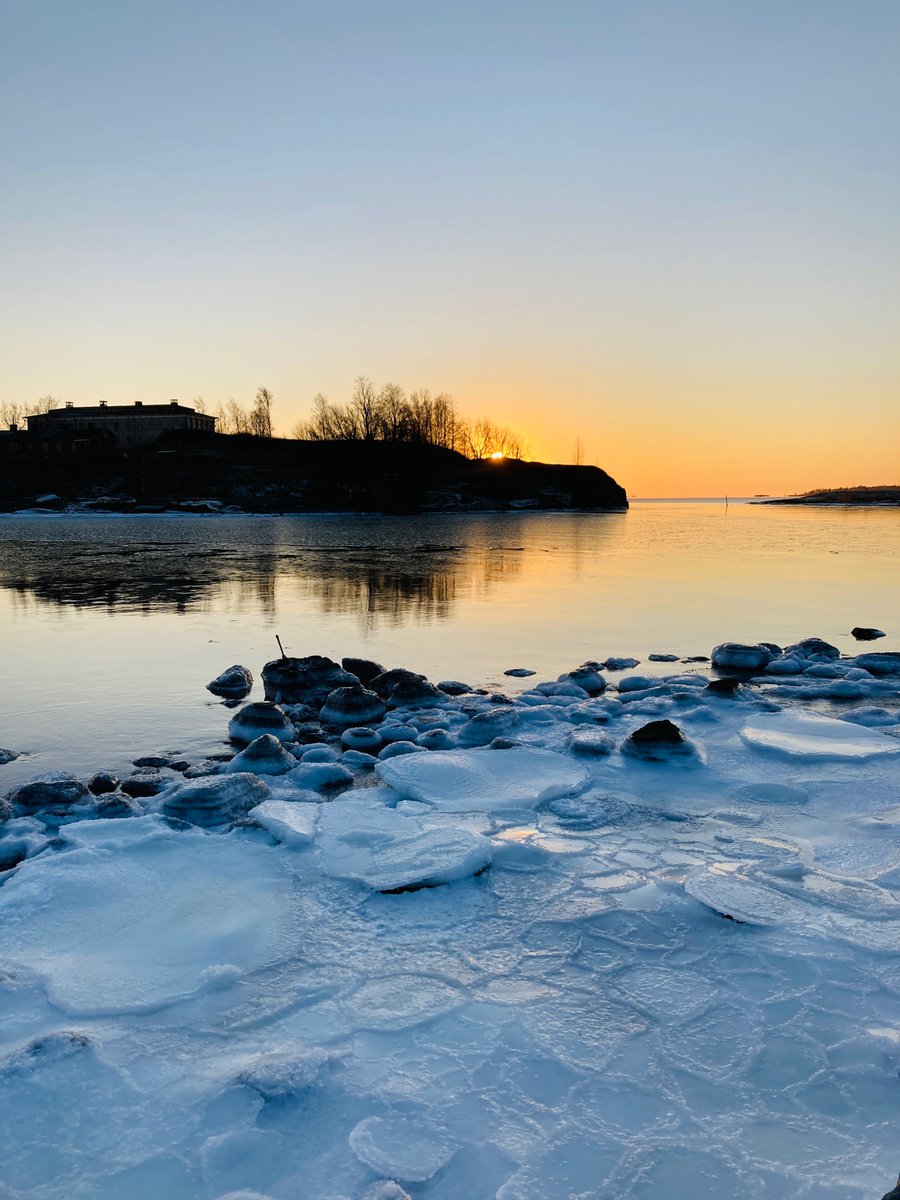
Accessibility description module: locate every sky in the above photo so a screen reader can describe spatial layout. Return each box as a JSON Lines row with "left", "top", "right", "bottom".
{"left": 1, "top": 0, "right": 898, "bottom": 496}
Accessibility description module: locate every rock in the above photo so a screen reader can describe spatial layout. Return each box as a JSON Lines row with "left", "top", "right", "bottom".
{"left": 623, "top": 720, "right": 697, "bottom": 761}
{"left": 649, "top": 653, "right": 680, "bottom": 662}
{"left": 225, "top": 734, "right": 297, "bottom": 776}
{"left": 8, "top": 772, "right": 91, "bottom": 813}
{"left": 568, "top": 729, "right": 615, "bottom": 756}
{"left": 341, "top": 727, "right": 383, "bottom": 753}
{"left": 437, "top": 680, "right": 472, "bottom": 695}
{"left": 228, "top": 701, "right": 295, "bottom": 744}
{"left": 387, "top": 678, "right": 445, "bottom": 709}
{"left": 855, "top": 652, "right": 900, "bottom": 675}
{"left": 162, "top": 772, "right": 271, "bottom": 827}
{"left": 504, "top": 668, "right": 535, "bottom": 678}
{"left": 379, "top": 724, "right": 418, "bottom": 744}
{"left": 0, "top": 748, "right": 19, "bottom": 765}
{"left": 705, "top": 676, "right": 744, "bottom": 696}
{"left": 0, "top": 840, "right": 29, "bottom": 871}
{"left": 710, "top": 643, "right": 775, "bottom": 671}
{"left": 378, "top": 741, "right": 423, "bottom": 760}
{"left": 851, "top": 627, "right": 886, "bottom": 640}
{"left": 95, "top": 793, "right": 142, "bottom": 819}
{"left": 560, "top": 663, "right": 607, "bottom": 695}
{"left": 458, "top": 706, "right": 521, "bottom": 747}
{"left": 341, "top": 657, "right": 385, "bottom": 686}
{"left": 261, "top": 655, "right": 358, "bottom": 705}
{"left": 489, "top": 737, "right": 518, "bottom": 749}
{"left": 132, "top": 754, "right": 172, "bottom": 769}
{"left": 342, "top": 750, "right": 378, "bottom": 768}
{"left": 320, "top": 684, "right": 387, "bottom": 727}
{"left": 121, "top": 771, "right": 168, "bottom": 797}
{"left": 369, "top": 668, "right": 429, "bottom": 699}
{"left": 206, "top": 664, "right": 254, "bottom": 698}
{"left": 299, "top": 746, "right": 341, "bottom": 763}
{"left": 603, "top": 656, "right": 640, "bottom": 671}
{"left": 87, "top": 771, "right": 119, "bottom": 795}
{"left": 417, "top": 729, "right": 456, "bottom": 751}
{"left": 784, "top": 637, "right": 840, "bottom": 661}
{"left": 282, "top": 762, "right": 354, "bottom": 790}
{"left": 764, "top": 656, "right": 804, "bottom": 675}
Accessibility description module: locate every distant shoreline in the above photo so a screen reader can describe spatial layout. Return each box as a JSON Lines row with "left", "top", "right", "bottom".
{"left": 759, "top": 486, "right": 900, "bottom": 508}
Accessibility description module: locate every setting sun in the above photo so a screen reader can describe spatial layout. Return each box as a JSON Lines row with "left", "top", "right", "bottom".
{"left": 490, "top": 451, "right": 504, "bottom": 460}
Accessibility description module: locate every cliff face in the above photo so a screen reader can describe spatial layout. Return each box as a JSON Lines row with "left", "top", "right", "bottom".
{"left": 0, "top": 432, "right": 628, "bottom": 513}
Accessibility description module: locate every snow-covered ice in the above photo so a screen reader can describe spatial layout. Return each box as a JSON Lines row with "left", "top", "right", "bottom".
{"left": 1, "top": 644, "right": 900, "bottom": 1198}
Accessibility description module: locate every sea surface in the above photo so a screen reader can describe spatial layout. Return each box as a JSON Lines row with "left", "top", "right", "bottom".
{"left": 1, "top": 499, "right": 898, "bottom": 786}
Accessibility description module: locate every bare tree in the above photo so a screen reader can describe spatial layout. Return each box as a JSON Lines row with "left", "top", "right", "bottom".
{"left": 192, "top": 395, "right": 208, "bottom": 414}
{"left": 30, "top": 394, "right": 59, "bottom": 415}
{"left": 251, "top": 386, "right": 274, "bottom": 437}
{"left": 573, "top": 437, "right": 584, "bottom": 466}
{"left": 350, "top": 376, "right": 378, "bottom": 440}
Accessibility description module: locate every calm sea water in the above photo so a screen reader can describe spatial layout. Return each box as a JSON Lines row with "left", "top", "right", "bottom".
{"left": 1, "top": 501, "right": 898, "bottom": 786}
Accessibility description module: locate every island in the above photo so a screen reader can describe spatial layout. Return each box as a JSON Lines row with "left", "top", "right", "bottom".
{"left": 0, "top": 430, "right": 628, "bottom": 514}
{"left": 760, "top": 485, "right": 900, "bottom": 507}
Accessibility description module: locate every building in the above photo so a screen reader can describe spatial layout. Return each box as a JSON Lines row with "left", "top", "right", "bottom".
{"left": 26, "top": 400, "right": 216, "bottom": 449}
{"left": 0, "top": 423, "right": 116, "bottom": 458}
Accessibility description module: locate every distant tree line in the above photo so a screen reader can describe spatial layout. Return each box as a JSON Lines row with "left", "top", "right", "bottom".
{"left": 1, "top": 395, "right": 59, "bottom": 427}
{"left": 207, "top": 387, "right": 274, "bottom": 438}
{"left": 291, "top": 377, "right": 525, "bottom": 460}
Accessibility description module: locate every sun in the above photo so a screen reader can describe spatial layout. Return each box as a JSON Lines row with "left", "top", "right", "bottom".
{"left": 490, "top": 451, "right": 504, "bottom": 460}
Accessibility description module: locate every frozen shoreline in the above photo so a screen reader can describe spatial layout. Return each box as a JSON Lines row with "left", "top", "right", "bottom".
{"left": 1, "top": 641, "right": 899, "bottom": 1198}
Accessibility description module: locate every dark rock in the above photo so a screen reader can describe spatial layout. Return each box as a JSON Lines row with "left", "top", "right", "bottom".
{"left": 262, "top": 655, "right": 358, "bottom": 705}
{"left": 320, "top": 684, "right": 387, "bottom": 727}
{"left": 132, "top": 755, "right": 171, "bottom": 769}
{"left": 489, "top": 737, "right": 518, "bottom": 749}
{"left": 437, "top": 680, "right": 472, "bottom": 695}
{"left": 341, "top": 657, "right": 386, "bottom": 686}
{"left": 387, "top": 678, "right": 445, "bottom": 709}
{"left": 784, "top": 637, "right": 840, "bottom": 660}
{"left": 0, "top": 840, "right": 28, "bottom": 871}
{"left": 87, "top": 771, "right": 119, "bottom": 795}
{"left": 95, "top": 793, "right": 142, "bottom": 819}
{"left": 623, "top": 719, "right": 697, "bottom": 762}
{"left": 682, "top": 655, "right": 710, "bottom": 663}
{"left": 711, "top": 643, "right": 775, "bottom": 671}
{"left": 121, "top": 772, "right": 168, "bottom": 798}
{"left": 368, "top": 668, "right": 428, "bottom": 699}
{"left": 458, "top": 706, "right": 520, "bottom": 746}
{"left": 341, "top": 727, "right": 383, "bottom": 753}
{"left": 9, "top": 772, "right": 91, "bottom": 812}
{"left": 377, "top": 741, "right": 422, "bottom": 760}
{"left": 705, "top": 677, "right": 743, "bottom": 696}
{"left": 649, "top": 653, "right": 680, "bottom": 663}
{"left": 0, "top": 748, "right": 19, "bottom": 765}
{"left": 851, "top": 627, "right": 886, "bottom": 641}
{"left": 207, "top": 664, "right": 254, "bottom": 697}
{"left": 417, "top": 729, "right": 456, "bottom": 750}
{"left": 603, "top": 657, "right": 640, "bottom": 671}
{"left": 228, "top": 701, "right": 295, "bottom": 744}
{"left": 855, "top": 652, "right": 900, "bottom": 675}
{"left": 561, "top": 663, "right": 607, "bottom": 695}
{"left": 504, "top": 668, "right": 535, "bottom": 678}
{"left": 224, "top": 734, "right": 297, "bottom": 775}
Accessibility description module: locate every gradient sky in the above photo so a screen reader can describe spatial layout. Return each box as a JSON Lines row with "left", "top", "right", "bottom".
{"left": 2, "top": 0, "right": 898, "bottom": 496}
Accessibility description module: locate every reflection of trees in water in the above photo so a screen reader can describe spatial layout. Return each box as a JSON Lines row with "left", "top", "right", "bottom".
{"left": 0, "top": 539, "right": 524, "bottom": 626}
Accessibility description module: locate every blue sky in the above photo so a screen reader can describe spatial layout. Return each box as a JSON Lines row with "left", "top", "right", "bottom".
{"left": 2, "top": 0, "right": 898, "bottom": 493}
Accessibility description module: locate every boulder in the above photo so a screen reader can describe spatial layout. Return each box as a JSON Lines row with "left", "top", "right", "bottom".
{"left": 228, "top": 701, "right": 295, "bottom": 744}
{"left": 162, "top": 772, "right": 271, "bottom": 827}
{"left": 855, "top": 652, "right": 900, "bottom": 675}
{"left": 341, "top": 727, "right": 383, "bottom": 754}
{"left": 320, "top": 685, "right": 387, "bottom": 727}
{"left": 851, "top": 627, "right": 886, "bottom": 641}
{"left": 559, "top": 663, "right": 607, "bottom": 695}
{"left": 623, "top": 719, "right": 697, "bottom": 761}
{"left": 225, "top": 734, "right": 297, "bottom": 776}
{"left": 207, "top": 664, "right": 254, "bottom": 698}
{"left": 458, "top": 706, "right": 521, "bottom": 747}
{"left": 387, "top": 678, "right": 445, "bottom": 709}
{"left": 437, "top": 680, "right": 472, "bottom": 695}
{"left": 262, "top": 655, "right": 358, "bottom": 705}
{"left": 368, "top": 668, "right": 429, "bottom": 699}
{"left": 710, "top": 643, "right": 775, "bottom": 671}
{"left": 121, "top": 772, "right": 169, "bottom": 797}
{"left": 8, "top": 772, "right": 91, "bottom": 813}
{"left": 0, "top": 748, "right": 19, "bottom": 766}
{"left": 784, "top": 637, "right": 840, "bottom": 661}
{"left": 87, "top": 771, "right": 119, "bottom": 795}
{"left": 341, "top": 657, "right": 386, "bottom": 686}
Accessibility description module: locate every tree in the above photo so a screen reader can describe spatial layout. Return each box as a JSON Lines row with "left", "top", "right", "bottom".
{"left": 573, "top": 437, "right": 584, "bottom": 466}
{"left": 349, "top": 376, "right": 378, "bottom": 440}
{"left": 251, "top": 386, "right": 274, "bottom": 438}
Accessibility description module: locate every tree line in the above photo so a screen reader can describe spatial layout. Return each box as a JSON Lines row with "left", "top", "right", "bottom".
{"left": 291, "top": 377, "right": 525, "bottom": 459}
{"left": 1, "top": 395, "right": 59, "bottom": 427}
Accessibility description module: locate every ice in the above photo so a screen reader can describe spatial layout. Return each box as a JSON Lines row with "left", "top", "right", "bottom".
{"left": 3, "top": 651, "right": 900, "bottom": 1200}
{"left": 376, "top": 747, "right": 589, "bottom": 812}
{"left": 349, "top": 1114, "right": 453, "bottom": 1181}
{"left": 740, "top": 710, "right": 900, "bottom": 759}
{"left": 0, "top": 817, "right": 293, "bottom": 1014}
{"left": 315, "top": 792, "right": 492, "bottom": 890}
{"left": 248, "top": 798, "right": 317, "bottom": 846}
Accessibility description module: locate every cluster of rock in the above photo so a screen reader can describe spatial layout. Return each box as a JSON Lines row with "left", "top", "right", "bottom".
{"left": 1, "top": 638, "right": 897, "bottom": 855}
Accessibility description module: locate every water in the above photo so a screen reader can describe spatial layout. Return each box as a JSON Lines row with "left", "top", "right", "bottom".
{"left": 1, "top": 501, "right": 898, "bottom": 787}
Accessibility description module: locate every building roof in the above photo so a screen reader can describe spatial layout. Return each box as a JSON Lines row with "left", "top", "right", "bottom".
{"left": 31, "top": 402, "right": 206, "bottom": 417}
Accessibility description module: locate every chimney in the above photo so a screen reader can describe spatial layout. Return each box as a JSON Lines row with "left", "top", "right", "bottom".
{"left": 170, "top": 399, "right": 179, "bottom": 407}
{"left": 135, "top": 401, "right": 142, "bottom": 407}
{"left": 65, "top": 401, "right": 74, "bottom": 408}
{"left": 9, "top": 422, "right": 17, "bottom": 433}
{"left": 99, "top": 400, "right": 107, "bottom": 407}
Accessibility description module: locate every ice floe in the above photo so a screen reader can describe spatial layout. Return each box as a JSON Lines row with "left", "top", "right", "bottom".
{"left": 740, "top": 710, "right": 900, "bottom": 759}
